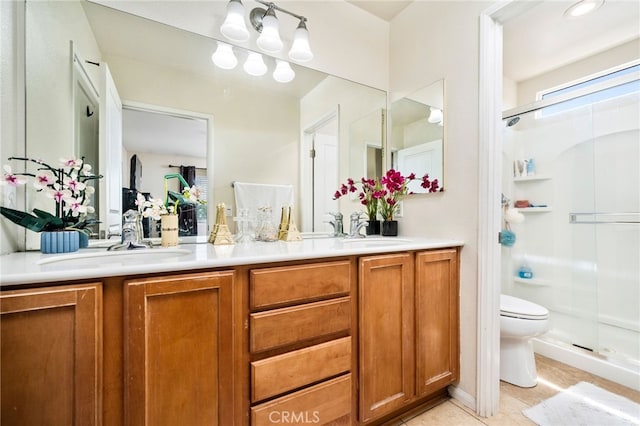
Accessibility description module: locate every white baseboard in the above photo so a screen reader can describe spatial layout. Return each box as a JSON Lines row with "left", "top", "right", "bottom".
{"left": 448, "top": 384, "right": 476, "bottom": 412}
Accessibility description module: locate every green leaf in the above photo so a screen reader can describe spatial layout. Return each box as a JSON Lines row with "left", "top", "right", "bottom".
{"left": 33, "top": 208, "right": 64, "bottom": 228}
{"left": 0, "top": 207, "right": 54, "bottom": 232}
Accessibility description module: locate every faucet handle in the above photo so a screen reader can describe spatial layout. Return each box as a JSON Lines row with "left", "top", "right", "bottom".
{"left": 350, "top": 211, "right": 366, "bottom": 220}
{"left": 327, "top": 212, "right": 343, "bottom": 220}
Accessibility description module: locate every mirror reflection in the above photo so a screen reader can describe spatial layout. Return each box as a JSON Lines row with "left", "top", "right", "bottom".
{"left": 25, "top": 0, "right": 387, "bottom": 244}
{"left": 389, "top": 79, "right": 445, "bottom": 193}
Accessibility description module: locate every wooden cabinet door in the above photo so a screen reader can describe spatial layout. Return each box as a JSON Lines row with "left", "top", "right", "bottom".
{"left": 359, "top": 253, "right": 414, "bottom": 423}
{"left": 125, "top": 271, "right": 234, "bottom": 426}
{"left": 1, "top": 283, "right": 102, "bottom": 426}
{"left": 415, "top": 249, "right": 459, "bottom": 397}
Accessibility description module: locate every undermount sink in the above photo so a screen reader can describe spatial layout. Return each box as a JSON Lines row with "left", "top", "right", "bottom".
{"left": 36, "top": 247, "right": 192, "bottom": 265}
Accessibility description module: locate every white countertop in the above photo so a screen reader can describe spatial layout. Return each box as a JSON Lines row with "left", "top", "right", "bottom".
{"left": 0, "top": 236, "right": 463, "bottom": 287}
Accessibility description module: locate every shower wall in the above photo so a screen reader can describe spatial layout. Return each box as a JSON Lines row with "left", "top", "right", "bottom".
{"left": 501, "top": 91, "right": 640, "bottom": 367}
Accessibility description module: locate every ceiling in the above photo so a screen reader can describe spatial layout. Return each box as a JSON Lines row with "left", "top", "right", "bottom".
{"left": 348, "top": 0, "right": 639, "bottom": 83}
{"left": 346, "top": 1, "right": 412, "bottom": 21}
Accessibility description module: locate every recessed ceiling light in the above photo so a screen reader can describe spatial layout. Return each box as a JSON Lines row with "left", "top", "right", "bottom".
{"left": 563, "top": 0, "right": 604, "bottom": 18}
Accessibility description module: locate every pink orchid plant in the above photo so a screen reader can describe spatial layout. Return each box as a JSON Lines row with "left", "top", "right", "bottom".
{"left": 378, "top": 169, "right": 440, "bottom": 221}
{"left": 334, "top": 169, "right": 440, "bottom": 222}
{"left": 333, "top": 177, "right": 384, "bottom": 221}
{"left": 1, "top": 156, "right": 103, "bottom": 233}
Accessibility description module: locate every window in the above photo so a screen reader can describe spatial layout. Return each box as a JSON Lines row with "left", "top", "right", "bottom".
{"left": 539, "top": 62, "right": 640, "bottom": 117}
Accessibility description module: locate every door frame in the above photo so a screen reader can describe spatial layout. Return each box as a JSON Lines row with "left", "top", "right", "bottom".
{"left": 300, "top": 107, "right": 339, "bottom": 232}
{"left": 478, "top": 0, "right": 537, "bottom": 416}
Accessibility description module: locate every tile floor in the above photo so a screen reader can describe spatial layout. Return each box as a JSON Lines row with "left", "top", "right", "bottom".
{"left": 398, "top": 354, "right": 640, "bottom": 425}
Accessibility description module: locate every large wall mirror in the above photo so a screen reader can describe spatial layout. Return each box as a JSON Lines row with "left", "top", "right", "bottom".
{"left": 389, "top": 79, "right": 444, "bottom": 193}
{"left": 24, "top": 0, "right": 386, "bottom": 246}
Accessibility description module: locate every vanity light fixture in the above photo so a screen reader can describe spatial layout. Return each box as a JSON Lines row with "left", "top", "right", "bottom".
{"left": 243, "top": 51, "right": 268, "bottom": 76}
{"left": 273, "top": 59, "right": 295, "bottom": 83}
{"left": 563, "top": 0, "right": 604, "bottom": 18}
{"left": 221, "top": 0, "right": 313, "bottom": 62}
{"left": 220, "top": 0, "right": 250, "bottom": 42}
{"left": 211, "top": 41, "right": 238, "bottom": 70}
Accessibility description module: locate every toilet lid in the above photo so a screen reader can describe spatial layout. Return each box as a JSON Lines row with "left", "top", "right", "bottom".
{"left": 500, "top": 294, "right": 549, "bottom": 320}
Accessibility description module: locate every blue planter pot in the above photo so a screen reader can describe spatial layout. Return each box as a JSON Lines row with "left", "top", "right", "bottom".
{"left": 78, "top": 231, "right": 89, "bottom": 248}
{"left": 40, "top": 231, "right": 80, "bottom": 254}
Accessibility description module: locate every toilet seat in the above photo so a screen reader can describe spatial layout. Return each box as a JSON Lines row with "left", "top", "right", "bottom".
{"left": 500, "top": 294, "right": 549, "bottom": 320}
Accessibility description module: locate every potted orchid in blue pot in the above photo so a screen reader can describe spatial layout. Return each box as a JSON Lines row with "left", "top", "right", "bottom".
{"left": 1, "top": 156, "right": 102, "bottom": 253}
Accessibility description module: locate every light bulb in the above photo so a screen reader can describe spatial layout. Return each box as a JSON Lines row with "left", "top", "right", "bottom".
{"left": 273, "top": 60, "right": 295, "bottom": 83}
{"left": 288, "top": 20, "right": 313, "bottom": 62}
{"left": 243, "top": 51, "right": 267, "bottom": 76}
{"left": 220, "top": 0, "right": 249, "bottom": 42}
{"left": 256, "top": 8, "right": 283, "bottom": 53}
{"left": 211, "top": 41, "right": 237, "bottom": 70}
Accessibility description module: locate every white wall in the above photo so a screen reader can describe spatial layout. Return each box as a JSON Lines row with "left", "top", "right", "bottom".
{"left": 0, "top": 0, "right": 25, "bottom": 254}
{"left": 389, "top": 0, "right": 493, "bottom": 407}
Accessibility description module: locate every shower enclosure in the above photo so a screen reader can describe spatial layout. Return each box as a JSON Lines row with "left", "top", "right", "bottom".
{"left": 501, "top": 70, "right": 640, "bottom": 389}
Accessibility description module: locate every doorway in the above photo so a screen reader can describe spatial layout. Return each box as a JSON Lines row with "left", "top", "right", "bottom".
{"left": 301, "top": 108, "right": 339, "bottom": 233}
{"left": 121, "top": 102, "right": 214, "bottom": 237}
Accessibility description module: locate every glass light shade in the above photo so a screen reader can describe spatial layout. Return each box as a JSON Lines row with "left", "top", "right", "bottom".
{"left": 220, "top": 0, "right": 249, "bottom": 42}
{"left": 288, "top": 21, "right": 313, "bottom": 62}
{"left": 563, "top": 0, "right": 604, "bottom": 18}
{"left": 428, "top": 107, "right": 443, "bottom": 124}
{"left": 211, "top": 42, "right": 237, "bottom": 70}
{"left": 273, "top": 60, "right": 295, "bottom": 83}
{"left": 243, "top": 51, "right": 267, "bottom": 76}
{"left": 256, "top": 13, "right": 283, "bottom": 53}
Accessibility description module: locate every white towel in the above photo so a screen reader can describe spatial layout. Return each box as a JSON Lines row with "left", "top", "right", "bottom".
{"left": 233, "top": 182, "right": 294, "bottom": 233}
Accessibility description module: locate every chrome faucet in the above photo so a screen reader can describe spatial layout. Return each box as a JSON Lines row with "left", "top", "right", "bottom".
{"left": 326, "top": 212, "right": 347, "bottom": 237}
{"left": 346, "top": 211, "right": 368, "bottom": 239}
{"left": 108, "top": 210, "right": 151, "bottom": 250}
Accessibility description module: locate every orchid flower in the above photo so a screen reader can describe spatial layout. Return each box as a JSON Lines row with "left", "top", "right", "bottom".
{"left": 1, "top": 165, "right": 27, "bottom": 186}
{"left": 59, "top": 156, "right": 83, "bottom": 169}
{"left": 33, "top": 170, "right": 56, "bottom": 190}
{"left": 46, "top": 184, "right": 72, "bottom": 204}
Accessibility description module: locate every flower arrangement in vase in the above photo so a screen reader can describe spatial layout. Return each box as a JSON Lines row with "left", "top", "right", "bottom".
{"left": 1, "top": 156, "right": 103, "bottom": 252}
{"left": 334, "top": 169, "right": 440, "bottom": 236}
{"left": 333, "top": 177, "right": 384, "bottom": 234}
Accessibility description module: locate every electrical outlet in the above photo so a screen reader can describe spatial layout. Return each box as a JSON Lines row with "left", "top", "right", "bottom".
{"left": 395, "top": 201, "right": 403, "bottom": 218}
{"left": 2, "top": 186, "right": 16, "bottom": 208}
{"left": 225, "top": 206, "right": 232, "bottom": 217}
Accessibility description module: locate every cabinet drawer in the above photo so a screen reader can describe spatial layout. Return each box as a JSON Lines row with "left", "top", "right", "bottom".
{"left": 251, "top": 374, "right": 351, "bottom": 426}
{"left": 250, "top": 261, "right": 352, "bottom": 310}
{"left": 250, "top": 297, "right": 351, "bottom": 353}
{"left": 252, "top": 337, "right": 351, "bottom": 402}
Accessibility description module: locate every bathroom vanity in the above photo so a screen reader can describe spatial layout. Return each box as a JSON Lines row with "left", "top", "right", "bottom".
{"left": 0, "top": 237, "right": 462, "bottom": 425}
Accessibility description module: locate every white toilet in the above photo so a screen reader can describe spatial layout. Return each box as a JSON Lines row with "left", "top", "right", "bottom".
{"left": 500, "top": 294, "right": 550, "bottom": 387}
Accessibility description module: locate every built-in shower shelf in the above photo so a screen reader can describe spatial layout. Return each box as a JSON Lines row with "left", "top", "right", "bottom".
{"left": 515, "top": 206, "right": 553, "bottom": 213}
{"left": 513, "top": 277, "right": 551, "bottom": 286}
{"left": 513, "top": 175, "right": 552, "bottom": 182}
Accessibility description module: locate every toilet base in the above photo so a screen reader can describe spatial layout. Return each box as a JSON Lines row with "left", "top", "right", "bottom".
{"left": 500, "top": 337, "right": 538, "bottom": 388}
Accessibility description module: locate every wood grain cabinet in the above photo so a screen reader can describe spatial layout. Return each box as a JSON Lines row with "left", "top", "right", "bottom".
{"left": 124, "top": 270, "right": 235, "bottom": 426}
{"left": 359, "top": 249, "right": 460, "bottom": 424}
{"left": 248, "top": 260, "right": 355, "bottom": 425}
{"left": 0, "top": 283, "right": 102, "bottom": 426}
